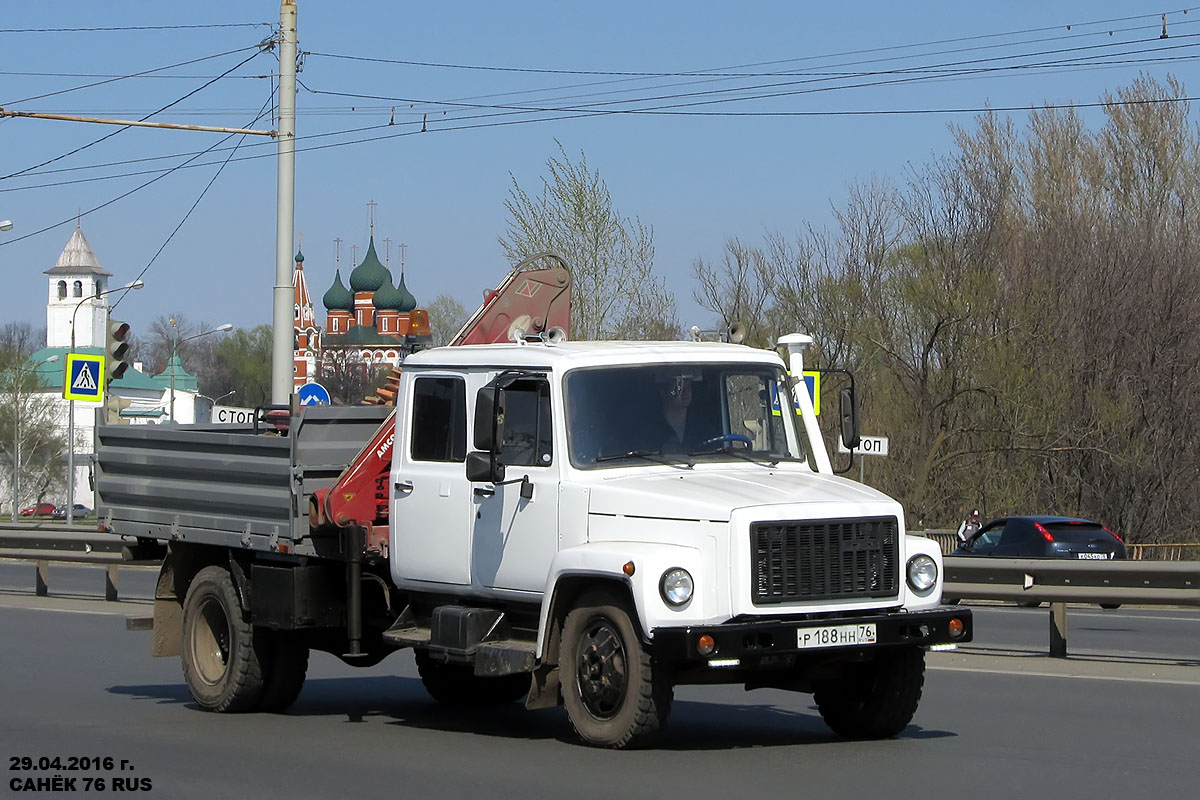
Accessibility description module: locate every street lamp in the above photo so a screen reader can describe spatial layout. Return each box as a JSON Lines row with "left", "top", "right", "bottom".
{"left": 0, "top": 220, "right": 13, "bottom": 232}
{"left": 196, "top": 390, "right": 236, "bottom": 423}
{"left": 168, "top": 323, "right": 233, "bottom": 423}
{"left": 67, "top": 279, "right": 144, "bottom": 525}
{"left": 6, "top": 354, "right": 59, "bottom": 521}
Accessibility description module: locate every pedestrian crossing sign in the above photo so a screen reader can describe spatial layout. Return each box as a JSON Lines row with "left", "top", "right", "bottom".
{"left": 63, "top": 354, "right": 105, "bottom": 402}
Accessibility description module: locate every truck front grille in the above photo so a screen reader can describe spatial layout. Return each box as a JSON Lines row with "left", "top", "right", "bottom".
{"left": 751, "top": 517, "right": 899, "bottom": 605}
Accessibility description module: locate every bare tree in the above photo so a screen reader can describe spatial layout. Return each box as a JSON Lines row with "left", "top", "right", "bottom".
{"left": 499, "top": 142, "right": 676, "bottom": 340}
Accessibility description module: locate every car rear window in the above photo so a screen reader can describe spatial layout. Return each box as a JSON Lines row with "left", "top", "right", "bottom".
{"left": 1044, "top": 523, "right": 1112, "bottom": 543}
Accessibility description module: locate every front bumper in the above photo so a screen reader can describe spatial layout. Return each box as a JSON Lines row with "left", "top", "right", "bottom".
{"left": 651, "top": 607, "right": 972, "bottom": 667}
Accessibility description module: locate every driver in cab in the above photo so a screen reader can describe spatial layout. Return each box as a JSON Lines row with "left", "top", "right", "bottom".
{"left": 655, "top": 373, "right": 699, "bottom": 454}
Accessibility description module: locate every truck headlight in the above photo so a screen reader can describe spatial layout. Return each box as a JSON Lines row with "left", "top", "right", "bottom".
{"left": 660, "top": 568, "right": 694, "bottom": 606}
{"left": 907, "top": 554, "right": 938, "bottom": 593}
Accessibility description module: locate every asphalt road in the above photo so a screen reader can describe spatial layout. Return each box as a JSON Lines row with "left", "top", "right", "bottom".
{"left": 0, "top": 565, "right": 1196, "bottom": 799}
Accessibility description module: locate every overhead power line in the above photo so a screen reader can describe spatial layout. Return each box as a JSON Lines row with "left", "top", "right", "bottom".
{"left": 0, "top": 100, "right": 274, "bottom": 248}
{"left": 304, "top": 7, "right": 1199, "bottom": 77}
{"left": 2, "top": 44, "right": 267, "bottom": 106}
{"left": 0, "top": 23, "right": 270, "bottom": 33}
{"left": 1, "top": 48, "right": 269, "bottom": 181}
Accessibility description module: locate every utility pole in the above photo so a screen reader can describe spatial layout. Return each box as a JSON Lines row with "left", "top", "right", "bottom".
{"left": 272, "top": 0, "right": 298, "bottom": 405}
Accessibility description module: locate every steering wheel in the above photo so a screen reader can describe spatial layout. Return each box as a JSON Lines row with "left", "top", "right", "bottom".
{"left": 698, "top": 433, "right": 753, "bottom": 450}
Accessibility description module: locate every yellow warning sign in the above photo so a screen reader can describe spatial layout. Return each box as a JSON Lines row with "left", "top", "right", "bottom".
{"left": 63, "top": 354, "right": 105, "bottom": 402}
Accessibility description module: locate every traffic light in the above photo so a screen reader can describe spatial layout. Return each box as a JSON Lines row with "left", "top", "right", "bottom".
{"left": 104, "top": 394, "right": 132, "bottom": 425}
{"left": 106, "top": 318, "right": 132, "bottom": 384}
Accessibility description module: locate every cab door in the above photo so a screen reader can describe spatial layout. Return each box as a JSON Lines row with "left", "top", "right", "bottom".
{"left": 471, "top": 375, "right": 560, "bottom": 593}
{"left": 391, "top": 373, "right": 473, "bottom": 586}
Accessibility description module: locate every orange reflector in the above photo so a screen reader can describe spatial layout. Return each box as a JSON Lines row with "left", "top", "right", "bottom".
{"left": 622, "top": 561, "right": 636, "bottom": 576}
{"left": 697, "top": 635, "right": 716, "bottom": 656}
{"left": 948, "top": 618, "right": 965, "bottom": 639}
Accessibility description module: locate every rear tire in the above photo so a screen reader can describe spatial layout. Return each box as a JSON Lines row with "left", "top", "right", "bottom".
{"left": 257, "top": 630, "right": 309, "bottom": 712}
{"left": 814, "top": 646, "right": 925, "bottom": 739}
{"left": 415, "top": 650, "right": 529, "bottom": 706}
{"left": 1099, "top": 603, "right": 1121, "bottom": 610}
{"left": 181, "top": 566, "right": 265, "bottom": 712}
{"left": 1017, "top": 600, "right": 1042, "bottom": 608}
{"left": 560, "top": 591, "right": 672, "bottom": 749}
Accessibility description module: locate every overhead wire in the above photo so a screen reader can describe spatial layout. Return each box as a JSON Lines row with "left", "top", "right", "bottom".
{"left": 3, "top": 9, "right": 1198, "bottom": 194}
{"left": 7, "top": 9, "right": 1195, "bottom": 183}
{"left": 1, "top": 44, "right": 267, "bottom": 106}
{"left": 301, "top": 8, "right": 1200, "bottom": 111}
{"left": 0, "top": 23, "right": 270, "bottom": 33}
{"left": 1, "top": 47, "right": 269, "bottom": 181}
{"left": 300, "top": 33, "right": 1200, "bottom": 117}
{"left": 114, "top": 96, "right": 276, "bottom": 308}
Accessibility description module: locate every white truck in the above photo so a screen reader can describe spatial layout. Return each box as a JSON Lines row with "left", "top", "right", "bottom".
{"left": 97, "top": 330, "right": 970, "bottom": 749}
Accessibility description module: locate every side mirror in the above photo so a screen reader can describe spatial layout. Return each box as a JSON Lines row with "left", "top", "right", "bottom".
{"left": 466, "top": 450, "right": 506, "bottom": 484}
{"left": 473, "top": 385, "right": 506, "bottom": 452}
{"left": 839, "top": 387, "right": 859, "bottom": 450}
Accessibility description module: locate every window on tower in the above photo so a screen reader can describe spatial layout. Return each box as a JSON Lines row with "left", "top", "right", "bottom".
{"left": 57, "top": 281, "right": 67, "bottom": 299}
{"left": 73, "top": 280, "right": 83, "bottom": 297}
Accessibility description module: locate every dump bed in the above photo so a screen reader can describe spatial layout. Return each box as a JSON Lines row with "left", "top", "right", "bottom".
{"left": 95, "top": 406, "right": 391, "bottom": 559}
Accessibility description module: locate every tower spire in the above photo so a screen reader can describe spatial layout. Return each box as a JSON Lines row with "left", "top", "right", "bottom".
{"left": 367, "top": 199, "right": 377, "bottom": 237}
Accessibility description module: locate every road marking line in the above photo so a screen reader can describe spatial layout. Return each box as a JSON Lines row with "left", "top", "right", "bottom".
{"left": 929, "top": 664, "right": 1199, "bottom": 686}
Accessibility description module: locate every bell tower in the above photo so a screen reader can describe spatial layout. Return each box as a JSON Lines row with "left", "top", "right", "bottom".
{"left": 44, "top": 224, "right": 113, "bottom": 348}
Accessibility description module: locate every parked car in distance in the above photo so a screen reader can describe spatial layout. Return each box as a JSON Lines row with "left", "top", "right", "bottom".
{"left": 19, "top": 502, "right": 57, "bottom": 517}
{"left": 950, "top": 515, "right": 1127, "bottom": 608}
{"left": 51, "top": 504, "right": 92, "bottom": 520}
{"left": 954, "top": 515, "right": 1126, "bottom": 560}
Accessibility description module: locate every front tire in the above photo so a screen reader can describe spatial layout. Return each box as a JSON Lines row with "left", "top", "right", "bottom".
{"left": 560, "top": 592, "right": 672, "bottom": 749}
{"left": 181, "top": 566, "right": 266, "bottom": 712}
{"left": 814, "top": 646, "right": 925, "bottom": 739}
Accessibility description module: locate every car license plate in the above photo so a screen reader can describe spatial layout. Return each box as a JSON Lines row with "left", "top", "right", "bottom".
{"left": 1076, "top": 552, "right": 1112, "bottom": 559}
{"left": 796, "top": 623, "right": 877, "bottom": 649}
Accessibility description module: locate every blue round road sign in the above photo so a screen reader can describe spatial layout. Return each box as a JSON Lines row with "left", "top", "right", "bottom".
{"left": 296, "top": 382, "right": 331, "bottom": 406}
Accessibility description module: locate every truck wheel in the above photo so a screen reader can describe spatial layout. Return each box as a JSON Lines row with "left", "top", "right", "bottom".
{"left": 560, "top": 593, "right": 672, "bottom": 749}
{"left": 181, "top": 566, "right": 265, "bottom": 712}
{"left": 415, "top": 650, "right": 529, "bottom": 705}
{"left": 814, "top": 646, "right": 925, "bottom": 739}
{"left": 257, "top": 631, "right": 309, "bottom": 712}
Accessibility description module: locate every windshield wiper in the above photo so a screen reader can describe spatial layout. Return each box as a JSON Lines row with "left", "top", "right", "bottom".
{"left": 687, "top": 447, "right": 780, "bottom": 466}
{"left": 595, "top": 449, "right": 693, "bottom": 468}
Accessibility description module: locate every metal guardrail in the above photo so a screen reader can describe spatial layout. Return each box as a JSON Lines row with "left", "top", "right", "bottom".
{"left": 0, "top": 523, "right": 162, "bottom": 601}
{"left": 919, "top": 529, "right": 1200, "bottom": 560}
{"left": 943, "top": 556, "right": 1200, "bottom": 657}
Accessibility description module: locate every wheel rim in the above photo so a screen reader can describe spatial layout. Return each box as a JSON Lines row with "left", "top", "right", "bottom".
{"left": 574, "top": 618, "right": 628, "bottom": 720}
{"left": 191, "top": 595, "right": 231, "bottom": 686}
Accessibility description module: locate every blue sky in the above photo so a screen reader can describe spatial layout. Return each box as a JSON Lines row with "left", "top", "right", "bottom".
{"left": 1, "top": 1, "right": 1196, "bottom": 336}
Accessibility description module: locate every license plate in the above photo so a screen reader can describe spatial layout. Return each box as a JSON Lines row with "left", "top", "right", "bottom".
{"left": 796, "top": 623, "right": 877, "bottom": 649}
{"left": 1077, "top": 552, "right": 1112, "bottom": 559}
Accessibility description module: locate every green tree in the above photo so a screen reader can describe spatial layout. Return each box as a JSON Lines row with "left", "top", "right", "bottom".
{"left": 210, "top": 325, "right": 272, "bottom": 408}
{"left": 426, "top": 294, "right": 470, "bottom": 346}
{"left": 1, "top": 328, "right": 68, "bottom": 516}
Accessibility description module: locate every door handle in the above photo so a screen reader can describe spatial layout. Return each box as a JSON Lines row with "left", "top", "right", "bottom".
{"left": 394, "top": 480, "right": 414, "bottom": 493}
{"left": 473, "top": 486, "right": 495, "bottom": 498}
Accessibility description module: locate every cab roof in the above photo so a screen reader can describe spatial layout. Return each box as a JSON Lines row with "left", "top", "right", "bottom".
{"left": 403, "top": 339, "right": 785, "bottom": 372}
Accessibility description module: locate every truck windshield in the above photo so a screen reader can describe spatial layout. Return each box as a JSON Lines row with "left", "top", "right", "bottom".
{"left": 564, "top": 363, "right": 813, "bottom": 469}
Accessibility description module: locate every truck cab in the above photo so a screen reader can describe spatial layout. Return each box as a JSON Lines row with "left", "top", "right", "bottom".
{"left": 387, "top": 338, "right": 970, "bottom": 746}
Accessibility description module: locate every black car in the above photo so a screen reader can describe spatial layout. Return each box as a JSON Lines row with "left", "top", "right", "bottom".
{"left": 951, "top": 515, "right": 1126, "bottom": 608}
{"left": 954, "top": 515, "right": 1126, "bottom": 560}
